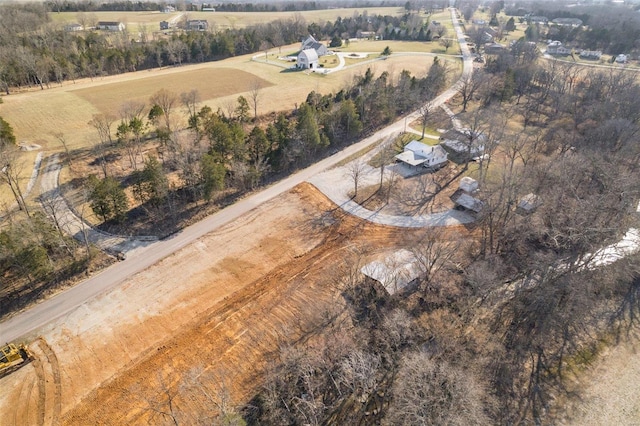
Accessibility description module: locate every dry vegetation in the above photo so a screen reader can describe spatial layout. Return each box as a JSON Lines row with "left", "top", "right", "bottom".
{"left": 49, "top": 7, "right": 407, "bottom": 31}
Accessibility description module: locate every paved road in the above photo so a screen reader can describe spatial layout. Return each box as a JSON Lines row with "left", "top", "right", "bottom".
{"left": 0, "top": 7, "right": 472, "bottom": 344}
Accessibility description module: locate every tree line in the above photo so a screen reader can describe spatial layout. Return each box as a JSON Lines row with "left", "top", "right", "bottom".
{"left": 0, "top": 3, "right": 438, "bottom": 93}
{"left": 84, "top": 58, "right": 447, "bottom": 230}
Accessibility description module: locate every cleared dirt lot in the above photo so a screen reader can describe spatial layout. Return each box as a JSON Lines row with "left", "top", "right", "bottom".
{"left": 0, "top": 183, "right": 422, "bottom": 424}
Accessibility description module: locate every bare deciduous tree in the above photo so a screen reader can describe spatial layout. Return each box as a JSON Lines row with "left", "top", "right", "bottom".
{"left": 385, "top": 351, "right": 489, "bottom": 425}
{"left": 348, "top": 158, "right": 367, "bottom": 199}
{"left": 0, "top": 147, "right": 30, "bottom": 216}
{"left": 150, "top": 88, "right": 178, "bottom": 132}
{"left": 249, "top": 79, "right": 263, "bottom": 121}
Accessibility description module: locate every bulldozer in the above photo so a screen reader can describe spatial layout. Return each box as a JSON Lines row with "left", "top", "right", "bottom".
{"left": 0, "top": 343, "right": 32, "bottom": 379}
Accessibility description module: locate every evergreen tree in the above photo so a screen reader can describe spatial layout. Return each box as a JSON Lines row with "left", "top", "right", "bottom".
{"left": 200, "top": 154, "right": 225, "bottom": 202}
{"left": 88, "top": 175, "right": 129, "bottom": 223}
{"left": 0, "top": 116, "right": 16, "bottom": 148}
{"left": 132, "top": 155, "right": 168, "bottom": 206}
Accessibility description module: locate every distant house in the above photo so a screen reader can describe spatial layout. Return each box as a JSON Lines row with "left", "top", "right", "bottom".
{"left": 201, "top": 7, "right": 216, "bottom": 11}
{"left": 361, "top": 249, "right": 422, "bottom": 295}
{"left": 96, "top": 21, "right": 125, "bottom": 31}
{"left": 357, "top": 31, "right": 377, "bottom": 40}
{"left": 163, "top": 5, "right": 175, "bottom": 13}
{"left": 440, "top": 129, "right": 487, "bottom": 162}
{"left": 546, "top": 40, "right": 571, "bottom": 56}
{"left": 528, "top": 15, "right": 548, "bottom": 24}
{"left": 297, "top": 49, "right": 319, "bottom": 69}
{"left": 186, "top": 20, "right": 208, "bottom": 31}
{"left": 64, "top": 23, "right": 83, "bottom": 32}
{"left": 580, "top": 50, "right": 602, "bottom": 60}
{"left": 395, "top": 140, "right": 448, "bottom": 169}
{"left": 301, "top": 35, "right": 328, "bottom": 56}
{"left": 616, "top": 54, "right": 629, "bottom": 63}
{"left": 552, "top": 17, "right": 582, "bottom": 27}
{"left": 484, "top": 42, "right": 506, "bottom": 54}
{"left": 160, "top": 21, "right": 173, "bottom": 30}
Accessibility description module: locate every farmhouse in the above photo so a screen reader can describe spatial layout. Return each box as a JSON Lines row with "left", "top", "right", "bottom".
{"left": 186, "top": 20, "right": 209, "bottom": 31}
{"left": 546, "top": 41, "right": 571, "bottom": 56}
{"left": 96, "top": 21, "right": 125, "bottom": 31}
{"left": 297, "top": 49, "right": 319, "bottom": 69}
{"left": 395, "top": 140, "right": 448, "bottom": 169}
{"left": 301, "top": 35, "right": 328, "bottom": 57}
{"left": 361, "top": 249, "right": 422, "bottom": 295}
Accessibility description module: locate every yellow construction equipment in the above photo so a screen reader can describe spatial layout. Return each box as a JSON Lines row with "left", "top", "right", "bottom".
{"left": 0, "top": 343, "right": 32, "bottom": 378}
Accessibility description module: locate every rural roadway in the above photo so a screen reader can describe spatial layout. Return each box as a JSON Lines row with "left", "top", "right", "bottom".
{"left": 0, "top": 7, "right": 472, "bottom": 344}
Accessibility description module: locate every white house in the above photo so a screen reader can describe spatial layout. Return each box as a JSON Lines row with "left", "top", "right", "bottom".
{"left": 96, "top": 21, "right": 125, "bottom": 31}
{"left": 301, "top": 35, "right": 328, "bottom": 56}
{"left": 297, "top": 49, "right": 319, "bottom": 69}
{"left": 64, "top": 23, "right": 83, "bottom": 32}
{"left": 615, "top": 54, "right": 628, "bottom": 64}
{"left": 395, "top": 140, "right": 448, "bottom": 169}
{"left": 546, "top": 40, "right": 571, "bottom": 56}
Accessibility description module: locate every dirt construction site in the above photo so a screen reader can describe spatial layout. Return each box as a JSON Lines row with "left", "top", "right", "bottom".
{"left": 0, "top": 183, "right": 430, "bottom": 424}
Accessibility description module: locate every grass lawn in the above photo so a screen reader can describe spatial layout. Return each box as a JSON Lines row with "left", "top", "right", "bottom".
{"left": 339, "top": 40, "right": 435, "bottom": 54}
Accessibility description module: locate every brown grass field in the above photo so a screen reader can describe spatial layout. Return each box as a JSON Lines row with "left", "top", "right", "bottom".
{"left": 49, "top": 7, "right": 406, "bottom": 32}
{"left": 72, "top": 68, "right": 273, "bottom": 114}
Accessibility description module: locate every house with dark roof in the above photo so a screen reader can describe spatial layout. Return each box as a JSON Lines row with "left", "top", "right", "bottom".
{"left": 301, "top": 35, "right": 328, "bottom": 57}
{"left": 186, "top": 20, "right": 208, "bottom": 31}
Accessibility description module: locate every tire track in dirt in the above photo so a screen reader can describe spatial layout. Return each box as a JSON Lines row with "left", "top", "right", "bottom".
{"left": 37, "top": 338, "right": 62, "bottom": 425}
{"left": 30, "top": 338, "right": 63, "bottom": 426}
{"left": 30, "top": 344, "right": 47, "bottom": 426}
{"left": 13, "top": 374, "right": 37, "bottom": 426}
